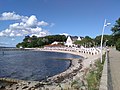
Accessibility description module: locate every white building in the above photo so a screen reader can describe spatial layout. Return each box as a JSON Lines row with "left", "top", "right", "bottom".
{"left": 65, "top": 36, "right": 73, "bottom": 47}
{"left": 77, "top": 36, "right": 82, "bottom": 41}
{"left": 65, "top": 36, "right": 82, "bottom": 47}
{"left": 51, "top": 41, "right": 59, "bottom": 45}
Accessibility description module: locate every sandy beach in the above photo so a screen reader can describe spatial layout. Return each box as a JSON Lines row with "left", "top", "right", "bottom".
{"left": 34, "top": 48, "right": 101, "bottom": 70}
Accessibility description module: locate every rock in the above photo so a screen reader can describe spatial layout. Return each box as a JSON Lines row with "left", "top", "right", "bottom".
{"left": 22, "top": 85, "right": 29, "bottom": 89}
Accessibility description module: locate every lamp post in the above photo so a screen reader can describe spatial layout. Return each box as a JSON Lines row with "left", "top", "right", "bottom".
{"left": 100, "top": 19, "right": 110, "bottom": 63}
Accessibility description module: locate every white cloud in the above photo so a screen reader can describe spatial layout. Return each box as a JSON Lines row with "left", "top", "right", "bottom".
{"left": 0, "top": 12, "right": 50, "bottom": 37}
{"left": 0, "top": 12, "right": 27, "bottom": 21}
{"left": 0, "top": 32, "right": 5, "bottom": 36}
{"left": 30, "top": 27, "right": 42, "bottom": 33}
{"left": 60, "top": 33, "right": 69, "bottom": 36}
{"left": 30, "top": 29, "right": 49, "bottom": 37}
{"left": 10, "top": 33, "right": 15, "bottom": 37}
{"left": 26, "top": 15, "right": 48, "bottom": 27}
{"left": 26, "top": 15, "right": 37, "bottom": 27}
{"left": 38, "top": 21, "right": 49, "bottom": 26}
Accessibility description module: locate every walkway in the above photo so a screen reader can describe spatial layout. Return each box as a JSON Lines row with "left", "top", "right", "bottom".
{"left": 109, "top": 48, "right": 120, "bottom": 90}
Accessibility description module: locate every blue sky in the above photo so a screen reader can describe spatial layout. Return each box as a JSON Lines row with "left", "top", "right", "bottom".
{"left": 0, "top": 0, "right": 120, "bottom": 47}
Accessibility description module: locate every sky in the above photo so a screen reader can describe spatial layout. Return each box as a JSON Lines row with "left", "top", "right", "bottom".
{"left": 0, "top": 0, "right": 120, "bottom": 47}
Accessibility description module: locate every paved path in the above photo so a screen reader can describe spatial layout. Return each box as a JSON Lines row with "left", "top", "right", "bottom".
{"left": 109, "top": 48, "right": 120, "bottom": 90}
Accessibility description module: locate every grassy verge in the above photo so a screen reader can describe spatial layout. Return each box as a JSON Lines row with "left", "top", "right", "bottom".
{"left": 86, "top": 54, "right": 105, "bottom": 90}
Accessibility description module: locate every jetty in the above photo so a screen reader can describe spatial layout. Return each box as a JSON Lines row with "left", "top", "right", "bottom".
{"left": 0, "top": 48, "right": 32, "bottom": 51}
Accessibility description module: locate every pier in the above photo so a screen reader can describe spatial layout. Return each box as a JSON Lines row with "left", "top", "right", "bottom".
{"left": 0, "top": 48, "right": 33, "bottom": 51}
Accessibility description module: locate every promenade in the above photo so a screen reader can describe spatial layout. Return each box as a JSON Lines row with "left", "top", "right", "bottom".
{"left": 109, "top": 48, "right": 120, "bottom": 90}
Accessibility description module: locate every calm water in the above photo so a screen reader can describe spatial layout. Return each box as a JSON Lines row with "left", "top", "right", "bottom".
{"left": 0, "top": 51, "right": 81, "bottom": 81}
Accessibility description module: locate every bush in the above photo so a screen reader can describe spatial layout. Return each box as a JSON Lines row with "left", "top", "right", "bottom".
{"left": 116, "top": 38, "right": 120, "bottom": 51}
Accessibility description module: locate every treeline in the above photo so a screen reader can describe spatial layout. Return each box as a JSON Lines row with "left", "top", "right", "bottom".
{"left": 16, "top": 35, "right": 67, "bottom": 48}
{"left": 111, "top": 18, "right": 120, "bottom": 51}
{"left": 16, "top": 34, "right": 114, "bottom": 48}
{"left": 74, "top": 35, "right": 114, "bottom": 48}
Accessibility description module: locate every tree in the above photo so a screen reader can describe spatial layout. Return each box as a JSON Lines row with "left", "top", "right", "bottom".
{"left": 16, "top": 35, "right": 67, "bottom": 48}
{"left": 112, "top": 18, "right": 120, "bottom": 41}
{"left": 16, "top": 43, "right": 22, "bottom": 48}
{"left": 83, "top": 36, "right": 94, "bottom": 47}
{"left": 37, "top": 38, "right": 44, "bottom": 47}
{"left": 94, "top": 35, "right": 101, "bottom": 46}
{"left": 74, "top": 36, "right": 94, "bottom": 47}
{"left": 94, "top": 35, "right": 115, "bottom": 47}
{"left": 112, "top": 18, "right": 120, "bottom": 50}
{"left": 23, "top": 35, "right": 30, "bottom": 42}
{"left": 112, "top": 18, "right": 120, "bottom": 33}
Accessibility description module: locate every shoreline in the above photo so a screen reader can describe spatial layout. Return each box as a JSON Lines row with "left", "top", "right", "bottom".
{"left": 0, "top": 48, "right": 101, "bottom": 90}
{"left": 33, "top": 48, "right": 101, "bottom": 69}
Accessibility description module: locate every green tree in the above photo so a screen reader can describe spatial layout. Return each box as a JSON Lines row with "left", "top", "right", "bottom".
{"left": 23, "top": 35, "right": 30, "bottom": 42}
{"left": 112, "top": 18, "right": 120, "bottom": 41}
{"left": 94, "top": 35, "right": 101, "bottom": 46}
{"left": 83, "top": 36, "right": 94, "bottom": 47}
{"left": 94, "top": 35, "right": 114, "bottom": 47}
{"left": 112, "top": 18, "right": 120, "bottom": 33}
{"left": 21, "top": 42, "right": 28, "bottom": 48}
{"left": 112, "top": 18, "right": 120, "bottom": 50}
{"left": 16, "top": 43, "right": 22, "bottom": 48}
{"left": 37, "top": 38, "right": 43, "bottom": 46}
{"left": 16, "top": 35, "right": 67, "bottom": 48}
{"left": 74, "top": 36, "right": 94, "bottom": 47}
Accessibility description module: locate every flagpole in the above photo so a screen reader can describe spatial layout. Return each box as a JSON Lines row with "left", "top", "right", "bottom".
{"left": 100, "top": 19, "right": 106, "bottom": 63}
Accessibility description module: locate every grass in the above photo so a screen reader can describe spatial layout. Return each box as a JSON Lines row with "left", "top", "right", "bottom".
{"left": 86, "top": 54, "right": 105, "bottom": 90}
